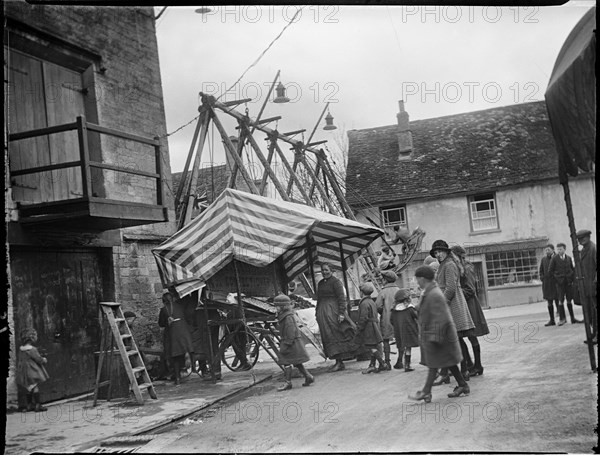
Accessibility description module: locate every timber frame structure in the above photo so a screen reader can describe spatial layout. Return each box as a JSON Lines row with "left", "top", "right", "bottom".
{"left": 174, "top": 89, "right": 384, "bottom": 295}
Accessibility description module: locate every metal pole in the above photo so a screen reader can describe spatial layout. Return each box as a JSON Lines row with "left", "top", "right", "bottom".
{"left": 339, "top": 241, "right": 350, "bottom": 301}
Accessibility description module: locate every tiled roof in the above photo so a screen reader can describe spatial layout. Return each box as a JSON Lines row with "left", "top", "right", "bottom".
{"left": 172, "top": 165, "right": 229, "bottom": 204}
{"left": 346, "top": 101, "right": 563, "bottom": 209}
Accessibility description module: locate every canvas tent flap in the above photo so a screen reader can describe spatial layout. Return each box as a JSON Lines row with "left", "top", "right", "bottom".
{"left": 152, "top": 188, "right": 383, "bottom": 297}
{"left": 544, "top": 6, "right": 596, "bottom": 180}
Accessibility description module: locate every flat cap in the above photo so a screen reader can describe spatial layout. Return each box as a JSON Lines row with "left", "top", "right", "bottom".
{"left": 415, "top": 265, "right": 435, "bottom": 280}
{"left": 394, "top": 288, "right": 411, "bottom": 301}
{"left": 273, "top": 294, "right": 292, "bottom": 306}
{"left": 381, "top": 270, "right": 398, "bottom": 283}
{"left": 576, "top": 229, "right": 592, "bottom": 238}
{"left": 359, "top": 283, "right": 375, "bottom": 295}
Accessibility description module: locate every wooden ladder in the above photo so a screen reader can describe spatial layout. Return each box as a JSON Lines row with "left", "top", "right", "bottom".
{"left": 93, "top": 302, "right": 157, "bottom": 406}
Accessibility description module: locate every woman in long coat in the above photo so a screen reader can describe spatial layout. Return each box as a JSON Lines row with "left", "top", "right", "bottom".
{"left": 316, "top": 263, "right": 357, "bottom": 372}
{"left": 375, "top": 270, "right": 400, "bottom": 370}
{"left": 430, "top": 239, "right": 474, "bottom": 385}
{"left": 451, "top": 245, "right": 489, "bottom": 377}
{"left": 158, "top": 291, "right": 194, "bottom": 384}
{"left": 408, "top": 266, "right": 469, "bottom": 403}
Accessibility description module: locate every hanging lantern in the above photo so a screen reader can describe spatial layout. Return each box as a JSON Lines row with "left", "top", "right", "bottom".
{"left": 323, "top": 111, "right": 337, "bottom": 130}
{"left": 273, "top": 81, "right": 290, "bottom": 103}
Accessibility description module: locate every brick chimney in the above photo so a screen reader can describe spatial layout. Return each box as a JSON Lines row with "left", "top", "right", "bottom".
{"left": 396, "top": 100, "right": 413, "bottom": 159}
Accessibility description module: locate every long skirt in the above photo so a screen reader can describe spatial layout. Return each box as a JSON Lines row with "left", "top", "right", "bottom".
{"left": 316, "top": 299, "right": 357, "bottom": 359}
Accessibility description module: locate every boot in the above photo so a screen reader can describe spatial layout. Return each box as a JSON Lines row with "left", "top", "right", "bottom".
{"left": 404, "top": 354, "right": 414, "bottom": 372}
{"left": 545, "top": 303, "right": 556, "bottom": 326}
{"left": 33, "top": 392, "right": 47, "bottom": 412}
{"left": 278, "top": 367, "right": 293, "bottom": 391}
{"left": 460, "top": 360, "right": 470, "bottom": 381}
{"left": 330, "top": 359, "right": 345, "bottom": 372}
{"left": 567, "top": 303, "right": 583, "bottom": 323}
{"left": 374, "top": 351, "right": 387, "bottom": 373}
{"left": 393, "top": 357, "right": 404, "bottom": 370}
{"left": 362, "top": 358, "right": 377, "bottom": 374}
{"left": 383, "top": 341, "right": 392, "bottom": 371}
{"left": 557, "top": 303, "right": 567, "bottom": 326}
{"left": 296, "top": 364, "right": 314, "bottom": 386}
{"left": 469, "top": 344, "right": 484, "bottom": 376}
{"left": 433, "top": 369, "right": 450, "bottom": 386}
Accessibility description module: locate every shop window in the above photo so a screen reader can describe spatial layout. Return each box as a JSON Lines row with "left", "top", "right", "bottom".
{"left": 485, "top": 249, "right": 539, "bottom": 287}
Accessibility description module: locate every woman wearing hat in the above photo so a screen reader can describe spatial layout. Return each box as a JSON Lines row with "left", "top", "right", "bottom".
{"left": 315, "top": 263, "right": 358, "bottom": 372}
{"left": 408, "top": 266, "right": 469, "bottom": 402}
{"left": 451, "top": 245, "right": 489, "bottom": 377}
{"left": 375, "top": 270, "right": 401, "bottom": 370}
{"left": 429, "top": 240, "right": 475, "bottom": 386}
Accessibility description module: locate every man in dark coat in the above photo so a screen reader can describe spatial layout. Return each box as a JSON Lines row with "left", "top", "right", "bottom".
{"left": 539, "top": 244, "right": 559, "bottom": 326}
{"left": 408, "top": 266, "right": 469, "bottom": 403}
{"left": 549, "top": 242, "right": 582, "bottom": 325}
{"left": 577, "top": 230, "right": 597, "bottom": 343}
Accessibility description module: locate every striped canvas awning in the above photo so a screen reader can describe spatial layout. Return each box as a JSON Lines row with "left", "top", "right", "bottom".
{"left": 152, "top": 189, "right": 383, "bottom": 297}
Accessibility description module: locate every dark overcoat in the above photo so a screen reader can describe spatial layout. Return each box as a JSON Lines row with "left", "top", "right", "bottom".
{"left": 539, "top": 254, "right": 558, "bottom": 300}
{"left": 580, "top": 241, "right": 597, "bottom": 298}
{"left": 418, "top": 282, "right": 462, "bottom": 369}
{"left": 316, "top": 275, "right": 358, "bottom": 358}
{"left": 436, "top": 257, "right": 474, "bottom": 335}
{"left": 159, "top": 298, "right": 195, "bottom": 359}
{"left": 277, "top": 308, "right": 310, "bottom": 365}
{"left": 549, "top": 254, "right": 575, "bottom": 286}
{"left": 461, "top": 262, "right": 489, "bottom": 337}
{"left": 354, "top": 296, "right": 383, "bottom": 348}
{"left": 391, "top": 305, "right": 419, "bottom": 349}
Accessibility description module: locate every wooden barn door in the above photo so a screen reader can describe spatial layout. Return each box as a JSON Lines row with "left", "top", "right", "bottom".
{"left": 10, "top": 248, "right": 105, "bottom": 402}
{"left": 6, "top": 47, "right": 85, "bottom": 204}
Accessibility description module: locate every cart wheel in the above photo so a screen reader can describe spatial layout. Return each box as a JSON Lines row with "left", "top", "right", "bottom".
{"left": 220, "top": 328, "right": 260, "bottom": 372}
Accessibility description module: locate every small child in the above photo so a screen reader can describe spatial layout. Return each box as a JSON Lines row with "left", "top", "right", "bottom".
{"left": 17, "top": 328, "right": 49, "bottom": 412}
{"left": 274, "top": 294, "right": 314, "bottom": 391}
{"left": 354, "top": 283, "right": 386, "bottom": 374}
{"left": 391, "top": 289, "right": 420, "bottom": 372}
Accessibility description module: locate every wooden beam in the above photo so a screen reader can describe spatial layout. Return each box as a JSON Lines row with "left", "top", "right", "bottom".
{"left": 86, "top": 122, "right": 159, "bottom": 146}
{"left": 271, "top": 139, "right": 312, "bottom": 205}
{"left": 88, "top": 161, "right": 160, "bottom": 179}
{"left": 222, "top": 98, "right": 253, "bottom": 107}
{"left": 282, "top": 129, "right": 306, "bottom": 137}
{"left": 10, "top": 160, "right": 81, "bottom": 177}
{"left": 307, "top": 140, "right": 328, "bottom": 147}
{"left": 227, "top": 129, "right": 246, "bottom": 189}
{"left": 174, "top": 110, "right": 204, "bottom": 211}
{"left": 8, "top": 121, "right": 77, "bottom": 141}
{"left": 258, "top": 140, "right": 276, "bottom": 196}
{"left": 201, "top": 93, "right": 326, "bottom": 158}
{"left": 179, "top": 110, "right": 211, "bottom": 229}
{"left": 77, "top": 116, "right": 93, "bottom": 199}
{"left": 240, "top": 122, "right": 289, "bottom": 201}
{"left": 210, "top": 108, "right": 259, "bottom": 195}
{"left": 295, "top": 148, "right": 336, "bottom": 212}
{"left": 317, "top": 151, "right": 355, "bottom": 219}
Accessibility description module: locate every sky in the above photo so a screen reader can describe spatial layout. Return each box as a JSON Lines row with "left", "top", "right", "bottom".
{"left": 154, "top": 2, "right": 594, "bottom": 175}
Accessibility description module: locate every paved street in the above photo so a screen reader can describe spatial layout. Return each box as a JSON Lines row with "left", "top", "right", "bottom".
{"left": 152, "top": 304, "right": 598, "bottom": 453}
{"left": 4, "top": 303, "right": 597, "bottom": 454}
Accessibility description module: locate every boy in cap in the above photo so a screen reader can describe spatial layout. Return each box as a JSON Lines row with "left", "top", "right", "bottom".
{"left": 391, "top": 289, "right": 419, "bottom": 372}
{"left": 274, "top": 294, "right": 314, "bottom": 391}
{"left": 375, "top": 270, "right": 400, "bottom": 370}
{"left": 354, "top": 283, "right": 386, "bottom": 374}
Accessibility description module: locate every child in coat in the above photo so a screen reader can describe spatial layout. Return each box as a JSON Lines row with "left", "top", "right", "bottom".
{"left": 274, "top": 294, "right": 314, "bottom": 391}
{"left": 391, "top": 289, "right": 420, "bottom": 372}
{"left": 17, "top": 328, "right": 50, "bottom": 412}
{"left": 354, "top": 283, "right": 385, "bottom": 374}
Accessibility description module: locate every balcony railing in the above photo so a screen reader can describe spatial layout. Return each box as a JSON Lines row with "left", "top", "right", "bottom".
{"left": 8, "top": 116, "right": 169, "bottom": 230}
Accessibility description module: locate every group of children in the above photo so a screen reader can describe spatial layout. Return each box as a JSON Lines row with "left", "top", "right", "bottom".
{"left": 272, "top": 278, "right": 420, "bottom": 391}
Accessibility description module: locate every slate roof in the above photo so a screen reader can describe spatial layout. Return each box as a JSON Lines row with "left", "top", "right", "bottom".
{"left": 345, "top": 101, "right": 565, "bottom": 209}
{"left": 172, "top": 165, "right": 229, "bottom": 205}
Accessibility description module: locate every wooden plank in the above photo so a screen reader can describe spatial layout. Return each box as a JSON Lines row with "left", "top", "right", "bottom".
{"left": 10, "top": 160, "right": 81, "bottom": 176}
{"left": 174, "top": 111, "right": 204, "bottom": 210}
{"left": 154, "top": 141, "right": 164, "bottom": 206}
{"left": 271, "top": 139, "right": 311, "bottom": 204}
{"left": 86, "top": 122, "right": 159, "bottom": 146}
{"left": 77, "top": 116, "right": 93, "bottom": 199}
{"left": 8, "top": 122, "right": 79, "bottom": 141}
{"left": 258, "top": 140, "right": 276, "bottom": 196}
{"left": 296, "top": 150, "right": 336, "bottom": 212}
{"left": 88, "top": 161, "right": 160, "bottom": 179}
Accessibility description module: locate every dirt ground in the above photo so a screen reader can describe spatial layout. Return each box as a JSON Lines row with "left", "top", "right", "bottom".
{"left": 152, "top": 307, "right": 598, "bottom": 453}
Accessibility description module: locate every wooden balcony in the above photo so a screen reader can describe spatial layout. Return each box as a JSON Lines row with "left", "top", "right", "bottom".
{"left": 8, "top": 116, "right": 169, "bottom": 231}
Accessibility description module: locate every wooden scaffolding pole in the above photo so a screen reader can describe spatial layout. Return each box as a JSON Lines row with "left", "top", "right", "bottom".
{"left": 560, "top": 173, "right": 597, "bottom": 373}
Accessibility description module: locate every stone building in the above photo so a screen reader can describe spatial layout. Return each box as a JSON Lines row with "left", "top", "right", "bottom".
{"left": 345, "top": 100, "right": 595, "bottom": 308}
{"left": 4, "top": 5, "right": 177, "bottom": 406}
